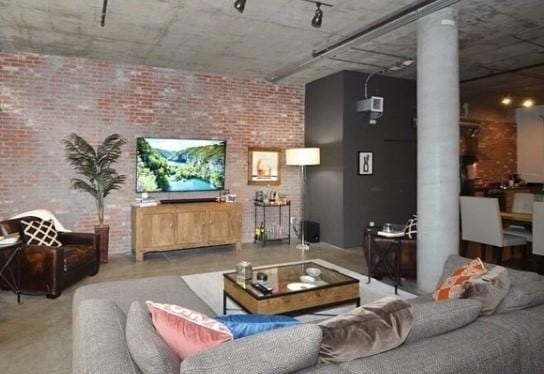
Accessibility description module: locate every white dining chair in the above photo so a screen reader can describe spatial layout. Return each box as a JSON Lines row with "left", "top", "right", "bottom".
{"left": 460, "top": 196, "right": 527, "bottom": 265}
{"left": 533, "top": 201, "right": 544, "bottom": 254}
{"left": 512, "top": 192, "right": 535, "bottom": 213}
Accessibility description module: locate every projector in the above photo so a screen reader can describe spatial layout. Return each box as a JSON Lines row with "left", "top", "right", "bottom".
{"left": 357, "top": 96, "right": 383, "bottom": 113}
{"left": 357, "top": 96, "right": 384, "bottom": 124}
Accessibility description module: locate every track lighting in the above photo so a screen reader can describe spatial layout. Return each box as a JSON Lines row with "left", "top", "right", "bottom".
{"left": 501, "top": 96, "right": 512, "bottom": 105}
{"left": 312, "top": 3, "right": 323, "bottom": 28}
{"left": 234, "top": 0, "right": 246, "bottom": 14}
{"left": 233, "top": 0, "right": 332, "bottom": 28}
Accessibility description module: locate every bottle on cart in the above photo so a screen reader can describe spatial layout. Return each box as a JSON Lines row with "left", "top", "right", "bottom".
{"left": 259, "top": 222, "right": 265, "bottom": 241}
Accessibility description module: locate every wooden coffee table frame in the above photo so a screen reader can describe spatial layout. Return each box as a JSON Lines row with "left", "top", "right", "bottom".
{"left": 223, "top": 265, "right": 360, "bottom": 316}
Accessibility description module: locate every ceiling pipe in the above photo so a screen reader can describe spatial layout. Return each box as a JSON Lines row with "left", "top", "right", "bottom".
{"left": 461, "top": 61, "right": 544, "bottom": 84}
{"left": 266, "top": 0, "right": 462, "bottom": 82}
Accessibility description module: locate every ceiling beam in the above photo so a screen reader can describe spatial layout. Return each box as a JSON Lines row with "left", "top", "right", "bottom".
{"left": 266, "top": 0, "right": 462, "bottom": 82}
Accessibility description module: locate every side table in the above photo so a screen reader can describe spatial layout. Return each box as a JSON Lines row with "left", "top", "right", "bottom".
{"left": 364, "top": 227, "right": 403, "bottom": 295}
{"left": 0, "top": 240, "right": 23, "bottom": 303}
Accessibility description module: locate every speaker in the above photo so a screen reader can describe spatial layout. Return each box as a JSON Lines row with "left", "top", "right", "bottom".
{"left": 302, "top": 220, "right": 320, "bottom": 243}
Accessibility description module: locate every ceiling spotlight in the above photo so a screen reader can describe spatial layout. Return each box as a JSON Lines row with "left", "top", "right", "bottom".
{"left": 522, "top": 99, "right": 535, "bottom": 108}
{"left": 234, "top": 0, "right": 246, "bottom": 14}
{"left": 312, "top": 3, "right": 323, "bottom": 28}
{"left": 501, "top": 96, "right": 512, "bottom": 105}
{"left": 401, "top": 59, "right": 414, "bottom": 66}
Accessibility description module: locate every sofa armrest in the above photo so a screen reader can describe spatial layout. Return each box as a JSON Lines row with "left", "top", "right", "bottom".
{"left": 21, "top": 244, "right": 64, "bottom": 294}
{"left": 58, "top": 231, "right": 95, "bottom": 247}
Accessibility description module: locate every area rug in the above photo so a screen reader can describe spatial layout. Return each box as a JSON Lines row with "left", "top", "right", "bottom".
{"left": 182, "top": 259, "right": 417, "bottom": 322}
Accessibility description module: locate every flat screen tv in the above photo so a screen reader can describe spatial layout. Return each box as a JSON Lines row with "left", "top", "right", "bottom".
{"left": 136, "top": 137, "right": 226, "bottom": 193}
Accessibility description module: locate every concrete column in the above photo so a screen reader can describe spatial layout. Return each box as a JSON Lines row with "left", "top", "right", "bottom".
{"left": 417, "top": 8, "right": 460, "bottom": 292}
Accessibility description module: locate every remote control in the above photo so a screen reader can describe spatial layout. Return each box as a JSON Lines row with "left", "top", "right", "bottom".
{"left": 252, "top": 282, "right": 273, "bottom": 294}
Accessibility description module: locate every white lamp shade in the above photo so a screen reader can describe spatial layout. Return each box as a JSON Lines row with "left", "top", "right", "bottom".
{"left": 286, "top": 148, "right": 320, "bottom": 166}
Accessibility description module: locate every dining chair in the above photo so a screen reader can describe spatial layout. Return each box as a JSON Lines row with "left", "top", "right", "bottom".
{"left": 533, "top": 202, "right": 544, "bottom": 273}
{"left": 512, "top": 192, "right": 535, "bottom": 213}
{"left": 460, "top": 196, "right": 527, "bottom": 265}
{"left": 504, "top": 194, "right": 534, "bottom": 247}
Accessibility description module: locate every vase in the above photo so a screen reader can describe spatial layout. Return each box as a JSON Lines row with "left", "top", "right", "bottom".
{"left": 95, "top": 225, "right": 110, "bottom": 264}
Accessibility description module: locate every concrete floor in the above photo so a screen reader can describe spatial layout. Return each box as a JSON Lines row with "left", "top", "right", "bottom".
{"left": 0, "top": 242, "right": 370, "bottom": 374}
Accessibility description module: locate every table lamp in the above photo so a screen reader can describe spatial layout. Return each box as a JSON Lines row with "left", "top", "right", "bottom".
{"left": 286, "top": 147, "right": 320, "bottom": 250}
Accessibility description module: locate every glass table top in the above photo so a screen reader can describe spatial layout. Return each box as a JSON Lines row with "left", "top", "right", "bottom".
{"left": 223, "top": 262, "right": 359, "bottom": 299}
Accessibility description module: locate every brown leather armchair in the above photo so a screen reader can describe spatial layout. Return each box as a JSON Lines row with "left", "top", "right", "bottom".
{"left": 0, "top": 216, "right": 99, "bottom": 298}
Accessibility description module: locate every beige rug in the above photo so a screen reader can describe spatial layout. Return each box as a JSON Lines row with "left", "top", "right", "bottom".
{"left": 182, "top": 258, "right": 416, "bottom": 322}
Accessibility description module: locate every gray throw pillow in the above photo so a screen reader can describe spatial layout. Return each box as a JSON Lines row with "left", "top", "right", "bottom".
{"left": 465, "top": 265, "right": 511, "bottom": 316}
{"left": 318, "top": 297, "right": 414, "bottom": 364}
{"left": 125, "top": 301, "right": 180, "bottom": 374}
{"left": 405, "top": 298, "right": 482, "bottom": 344}
{"left": 179, "top": 324, "right": 322, "bottom": 374}
{"left": 495, "top": 279, "right": 544, "bottom": 314}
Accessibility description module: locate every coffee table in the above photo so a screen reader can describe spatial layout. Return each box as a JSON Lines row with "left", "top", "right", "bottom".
{"left": 223, "top": 262, "right": 360, "bottom": 315}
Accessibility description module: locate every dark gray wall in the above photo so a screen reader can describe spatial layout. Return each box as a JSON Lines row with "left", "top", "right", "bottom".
{"left": 305, "top": 70, "right": 417, "bottom": 248}
{"left": 342, "top": 71, "right": 417, "bottom": 247}
{"left": 305, "top": 73, "right": 345, "bottom": 246}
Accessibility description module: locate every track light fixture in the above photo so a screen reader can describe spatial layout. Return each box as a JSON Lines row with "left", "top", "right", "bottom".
{"left": 312, "top": 3, "right": 323, "bottom": 28}
{"left": 234, "top": 0, "right": 246, "bottom": 14}
{"left": 233, "top": 0, "right": 333, "bottom": 28}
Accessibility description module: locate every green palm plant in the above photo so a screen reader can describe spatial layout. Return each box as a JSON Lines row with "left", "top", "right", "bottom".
{"left": 63, "top": 133, "right": 127, "bottom": 225}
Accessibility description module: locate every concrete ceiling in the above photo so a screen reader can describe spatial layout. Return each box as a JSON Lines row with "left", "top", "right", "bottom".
{"left": 0, "top": 0, "right": 543, "bottom": 102}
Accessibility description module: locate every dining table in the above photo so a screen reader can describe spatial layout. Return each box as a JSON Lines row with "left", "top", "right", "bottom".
{"left": 501, "top": 212, "right": 533, "bottom": 225}
{"left": 501, "top": 211, "right": 532, "bottom": 226}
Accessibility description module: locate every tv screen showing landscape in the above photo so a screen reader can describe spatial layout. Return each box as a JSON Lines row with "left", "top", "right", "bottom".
{"left": 136, "top": 138, "right": 226, "bottom": 193}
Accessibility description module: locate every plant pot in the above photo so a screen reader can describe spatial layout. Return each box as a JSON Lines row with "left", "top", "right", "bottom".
{"left": 95, "top": 225, "right": 110, "bottom": 264}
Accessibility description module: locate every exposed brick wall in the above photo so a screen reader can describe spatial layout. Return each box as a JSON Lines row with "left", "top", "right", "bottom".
{"left": 461, "top": 104, "right": 517, "bottom": 183}
{"left": 0, "top": 52, "right": 304, "bottom": 254}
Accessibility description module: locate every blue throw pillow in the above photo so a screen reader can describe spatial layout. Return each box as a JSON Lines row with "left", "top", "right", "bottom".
{"left": 215, "top": 314, "right": 300, "bottom": 339}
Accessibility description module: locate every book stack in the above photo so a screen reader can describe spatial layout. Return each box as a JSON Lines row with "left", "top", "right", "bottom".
{"left": 134, "top": 196, "right": 159, "bottom": 207}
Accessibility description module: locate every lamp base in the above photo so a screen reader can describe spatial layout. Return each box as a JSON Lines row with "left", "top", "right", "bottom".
{"left": 296, "top": 243, "right": 310, "bottom": 251}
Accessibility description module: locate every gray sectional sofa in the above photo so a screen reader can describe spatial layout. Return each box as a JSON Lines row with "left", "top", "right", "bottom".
{"left": 72, "top": 255, "right": 544, "bottom": 374}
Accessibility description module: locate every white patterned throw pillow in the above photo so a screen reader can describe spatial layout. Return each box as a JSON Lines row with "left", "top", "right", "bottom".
{"left": 404, "top": 215, "right": 417, "bottom": 239}
{"left": 21, "top": 219, "right": 62, "bottom": 247}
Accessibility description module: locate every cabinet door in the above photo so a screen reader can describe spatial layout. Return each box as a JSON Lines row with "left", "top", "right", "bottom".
{"left": 141, "top": 212, "right": 176, "bottom": 248}
{"left": 208, "top": 206, "right": 241, "bottom": 244}
{"left": 176, "top": 210, "right": 207, "bottom": 246}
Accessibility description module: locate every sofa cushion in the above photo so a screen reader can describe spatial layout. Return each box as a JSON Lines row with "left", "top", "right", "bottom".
{"left": 179, "top": 324, "right": 322, "bottom": 374}
{"left": 405, "top": 298, "right": 482, "bottom": 344}
{"left": 318, "top": 297, "right": 414, "bottom": 364}
{"left": 437, "top": 255, "right": 541, "bottom": 289}
{"left": 146, "top": 301, "right": 232, "bottom": 360}
{"left": 465, "top": 265, "right": 511, "bottom": 316}
{"left": 481, "top": 304, "right": 544, "bottom": 374}
{"left": 433, "top": 257, "right": 486, "bottom": 301}
{"left": 495, "top": 279, "right": 544, "bottom": 314}
{"left": 215, "top": 314, "right": 300, "bottom": 339}
{"left": 74, "top": 299, "right": 141, "bottom": 374}
{"left": 339, "top": 320, "right": 521, "bottom": 374}
{"left": 126, "top": 301, "right": 179, "bottom": 374}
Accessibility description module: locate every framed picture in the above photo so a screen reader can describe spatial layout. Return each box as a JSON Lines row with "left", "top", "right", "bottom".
{"left": 358, "top": 151, "right": 373, "bottom": 175}
{"left": 248, "top": 147, "right": 281, "bottom": 185}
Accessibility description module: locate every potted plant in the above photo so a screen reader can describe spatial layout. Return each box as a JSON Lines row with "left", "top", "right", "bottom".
{"left": 63, "top": 133, "right": 127, "bottom": 263}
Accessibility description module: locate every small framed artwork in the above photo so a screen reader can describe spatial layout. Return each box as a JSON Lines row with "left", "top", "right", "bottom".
{"left": 248, "top": 147, "right": 281, "bottom": 185}
{"left": 358, "top": 151, "right": 373, "bottom": 175}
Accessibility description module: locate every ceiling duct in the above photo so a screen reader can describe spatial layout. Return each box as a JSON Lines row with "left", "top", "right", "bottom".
{"left": 460, "top": 119, "right": 491, "bottom": 161}
{"left": 267, "top": 0, "right": 462, "bottom": 82}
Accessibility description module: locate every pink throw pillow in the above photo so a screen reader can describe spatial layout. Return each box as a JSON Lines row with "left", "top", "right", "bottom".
{"left": 146, "top": 301, "right": 233, "bottom": 359}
